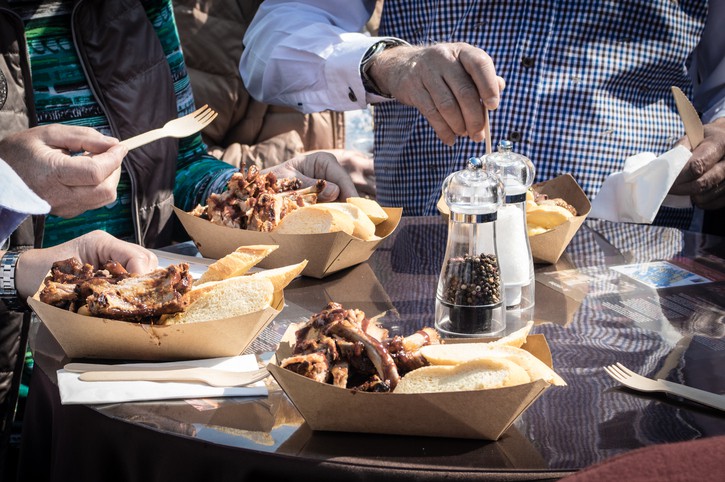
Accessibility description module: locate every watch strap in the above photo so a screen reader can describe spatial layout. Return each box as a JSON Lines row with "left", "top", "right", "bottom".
{"left": 360, "top": 39, "right": 405, "bottom": 98}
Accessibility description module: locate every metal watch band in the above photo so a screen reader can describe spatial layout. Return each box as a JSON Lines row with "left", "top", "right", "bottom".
{"left": 0, "top": 250, "right": 20, "bottom": 297}
{"left": 360, "top": 39, "right": 404, "bottom": 98}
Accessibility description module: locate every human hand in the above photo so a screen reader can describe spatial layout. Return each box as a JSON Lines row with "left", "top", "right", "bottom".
{"left": 310, "top": 149, "right": 376, "bottom": 199}
{"left": 368, "top": 43, "right": 505, "bottom": 146}
{"left": 263, "top": 151, "right": 359, "bottom": 201}
{"left": 670, "top": 117, "right": 725, "bottom": 209}
{"left": 14, "top": 231, "right": 157, "bottom": 300}
{"left": 0, "top": 124, "right": 127, "bottom": 218}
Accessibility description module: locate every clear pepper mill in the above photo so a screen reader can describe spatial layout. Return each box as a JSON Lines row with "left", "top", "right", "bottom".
{"left": 435, "top": 157, "right": 506, "bottom": 336}
{"left": 486, "top": 140, "right": 536, "bottom": 310}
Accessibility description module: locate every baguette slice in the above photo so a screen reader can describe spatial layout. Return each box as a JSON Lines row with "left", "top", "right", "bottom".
{"left": 247, "top": 260, "right": 308, "bottom": 292}
{"left": 160, "top": 276, "right": 274, "bottom": 325}
{"left": 526, "top": 203, "right": 573, "bottom": 229}
{"left": 315, "top": 202, "right": 377, "bottom": 240}
{"left": 420, "top": 343, "right": 567, "bottom": 386}
{"left": 346, "top": 197, "right": 388, "bottom": 225}
{"left": 394, "top": 357, "right": 530, "bottom": 393}
{"left": 274, "top": 205, "right": 355, "bottom": 236}
{"left": 488, "top": 320, "right": 534, "bottom": 349}
{"left": 197, "top": 245, "right": 278, "bottom": 284}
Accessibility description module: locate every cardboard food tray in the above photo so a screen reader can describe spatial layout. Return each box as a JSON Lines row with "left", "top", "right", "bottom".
{"left": 268, "top": 334, "right": 553, "bottom": 440}
{"left": 27, "top": 292, "right": 284, "bottom": 361}
{"left": 528, "top": 174, "right": 591, "bottom": 265}
{"left": 436, "top": 173, "right": 590, "bottom": 265}
{"left": 174, "top": 206, "right": 402, "bottom": 279}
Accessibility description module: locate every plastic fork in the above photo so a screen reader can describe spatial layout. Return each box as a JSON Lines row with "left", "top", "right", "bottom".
{"left": 604, "top": 363, "right": 725, "bottom": 412}
{"left": 69, "top": 365, "right": 269, "bottom": 388}
{"left": 119, "top": 104, "right": 218, "bottom": 150}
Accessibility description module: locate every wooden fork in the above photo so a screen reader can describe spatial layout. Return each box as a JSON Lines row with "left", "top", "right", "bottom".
{"left": 75, "top": 366, "right": 269, "bottom": 388}
{"left": 119, "top": 104, "right": 218, "bottom": 150}
{"left": 604, "top": 363, "right": 725, "bottom": 412}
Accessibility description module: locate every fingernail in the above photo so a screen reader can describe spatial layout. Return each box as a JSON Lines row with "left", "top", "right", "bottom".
{"left": 485, "top": 96, "right": 500, "bottom": 109}
{"left": 471, "top": 131, "right": 484, "bottom": 143}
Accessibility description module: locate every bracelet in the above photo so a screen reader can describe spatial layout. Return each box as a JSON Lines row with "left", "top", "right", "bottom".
{"left": 0, "top": 250, "right": 20, "bottom": 297}
{"left": 360, "top": 39, "right": 405, "bottom": 98}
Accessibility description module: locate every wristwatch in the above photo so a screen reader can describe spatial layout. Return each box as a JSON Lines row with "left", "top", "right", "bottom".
{"left": 1, "top": 250, "right": 25, "bottom": 311}
{"left": 360, "top": 39, "right": 405, "bottom": 98}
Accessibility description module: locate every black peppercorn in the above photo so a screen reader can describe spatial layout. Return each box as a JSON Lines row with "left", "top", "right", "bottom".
{"left": 441, "top": 253, "right": 501, "bottom": 306}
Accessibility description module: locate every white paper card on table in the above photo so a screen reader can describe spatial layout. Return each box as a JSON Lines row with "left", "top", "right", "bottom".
{"left": 57, "top": 355, "right": 267, "bottom": 405}
{"left": 590, "top": 146, "right": 691, "bottom": 224}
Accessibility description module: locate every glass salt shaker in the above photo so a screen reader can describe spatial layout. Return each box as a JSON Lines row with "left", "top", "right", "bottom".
{"left": 485, "top": 140, "right": 536, "bottom": 310}
{"left": 435, "top": 157, "right": 506, "bottom": 336}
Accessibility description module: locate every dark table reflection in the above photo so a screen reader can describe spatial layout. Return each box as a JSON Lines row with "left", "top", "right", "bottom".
{"left": 24, "top": 216, "right": 725, "bottom": 480}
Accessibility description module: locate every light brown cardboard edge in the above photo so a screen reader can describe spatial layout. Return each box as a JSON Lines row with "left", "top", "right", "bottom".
{"left": 27, "top": 292, "right": 283, "bottom": 361}
{"left": 267, "top": 334, "right": 553, "bottom": 440}
{"left": 529, "top": 174, "right": 592, "bottom": 264}
{"left": 174, "top": 206, "right": 402, "bottom": 278}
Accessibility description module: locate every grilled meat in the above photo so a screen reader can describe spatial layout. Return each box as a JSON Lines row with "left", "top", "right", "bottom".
{"left": 86, "top": 263, "right": 193, "bottom": 321}
{"left": 281, "top": 303, "right": 439, "bottom": 392}
{"left": 195, "top": 165, "right": 326, "bottom": 231}
{"left": 39, "top": 258, "right": 192, "bottom": 323}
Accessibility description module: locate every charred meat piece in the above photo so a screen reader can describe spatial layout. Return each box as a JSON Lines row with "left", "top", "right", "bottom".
{"left": 194, "top": 165, "right": 326, "bottom": 231}
{"left": 40, "top": 258, "right": 123, "bottom": 310}
{"left": 353, "top": 374, "right": 391, "bottom": 393}
{"left": 86, "top": 264, "right": 193, "bottom": 321}
{"left": 282, "top": 302, "right": 403, "bottom": 391}
{"left": 330, "top": 361, "right": 349, "bottom": 388}
{"left": 327, "top": 317, "right": 400, "bottom": 390}
{"left": 280, "top": 352, "right": 331, "bottom": 384}
{"left": 386, "top": 328, "right": 441, "bottom": 375}
{"left": 39, "top": 258, "right": 192, "bottom": 322}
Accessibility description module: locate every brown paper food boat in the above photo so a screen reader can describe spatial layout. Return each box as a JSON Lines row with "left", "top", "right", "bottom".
{"left": 267, "top": 334, "right": 554, "bottom": 440}
{"left": 528, "top": 174, "right": 591, "bottom": 265}
{"left": 438, "top": 173, "right": 590, "bottom": 265}
{"left": 27, "top": 292, "right": 284, "bottom": 361}
{"left": 174, "top": 206, "right": 402, "bottom": 279}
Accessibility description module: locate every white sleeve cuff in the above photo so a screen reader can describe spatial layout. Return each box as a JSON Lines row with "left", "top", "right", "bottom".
{"left": 325, "top": 35, "right": 410, "bottom": 109}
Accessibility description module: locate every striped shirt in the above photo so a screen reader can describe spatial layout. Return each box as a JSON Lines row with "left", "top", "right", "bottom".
{"left": 12, "top": 0, "right": 236, "bottom": 247}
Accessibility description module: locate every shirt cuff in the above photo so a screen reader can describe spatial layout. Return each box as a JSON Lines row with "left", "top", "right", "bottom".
{"left": 702, "top": 97, "right": 725, "bottom": 123}
{"left": 325, "top": 34, "right": 409, "bottom": 109}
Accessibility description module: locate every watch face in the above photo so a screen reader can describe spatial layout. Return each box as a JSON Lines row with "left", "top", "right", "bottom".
{"left": 0, "top": 69, "right": 7, "bottom": 110}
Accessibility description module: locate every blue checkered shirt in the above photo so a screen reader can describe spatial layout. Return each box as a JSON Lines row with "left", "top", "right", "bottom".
{"left": 375, "top": 1, "right": 708, "bottom": 228}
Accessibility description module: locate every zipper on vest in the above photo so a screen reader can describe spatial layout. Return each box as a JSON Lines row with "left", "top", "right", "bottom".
{"left": 70, "top": 0, "right": 143, "bottom": 246}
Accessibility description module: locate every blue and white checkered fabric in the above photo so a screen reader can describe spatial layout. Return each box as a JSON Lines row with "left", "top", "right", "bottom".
{"left": 376, "top": 0, "right": 707, "bottom": 229}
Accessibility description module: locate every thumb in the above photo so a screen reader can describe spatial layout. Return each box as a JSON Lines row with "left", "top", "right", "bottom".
{"left": 295, "top": 173, "right": 341, "bottom": 202}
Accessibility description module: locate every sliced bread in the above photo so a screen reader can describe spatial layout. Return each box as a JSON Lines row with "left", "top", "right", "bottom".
{"left": 197, "top": 245, "right": 278, "bottom": 284}
{"left": 247, "top": 260, "right": 308, "bottom": 292}
{"left": 160, "top": 276, "right": 274, "bottom": 325}
{"left": 315, "top": 202, "right": 377, "bottom": 240}
{"left": 419, "top": 343, "right": 567, "bottom": 386}
{"left": 394, "top": 357, "right": 530, "bottom": 393}
{"left": 274, "top": 205, "right": 355, "bottom": 236}
{"left": 346, "top": 197, "right": 389, "bottom": 225}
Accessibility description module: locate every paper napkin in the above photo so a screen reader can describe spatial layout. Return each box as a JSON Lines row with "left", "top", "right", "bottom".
{"left": 590, "top": 146, "right": 691, "bottom": 224}
{"left": 57, "top": 355, "right": 268, "bottom": 405}
{"left": 0, "top": 159, "right": 50, "bottom": 244}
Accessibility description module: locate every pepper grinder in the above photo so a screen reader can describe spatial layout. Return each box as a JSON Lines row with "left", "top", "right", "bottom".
{"left": 435, "top": 157, "right": 506, "bottom": 336}
{"left": 486, "top": 140, "right": 536, "bottom": 310}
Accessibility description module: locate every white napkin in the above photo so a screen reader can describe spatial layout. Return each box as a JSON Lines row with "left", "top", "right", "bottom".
{"left": 590, "top": 146, "right": 691, "bottom": 224}
{"left": 57, "top": 355, "right": 268, "bottom": 405}
{"left": 0, "top": 158, "right": 50, "bottom": 244}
